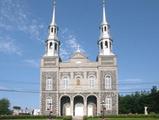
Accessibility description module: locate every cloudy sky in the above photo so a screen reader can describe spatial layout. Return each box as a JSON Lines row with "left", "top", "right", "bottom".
{"left": 0, "top": 0, "right": 159, "bottom": 109}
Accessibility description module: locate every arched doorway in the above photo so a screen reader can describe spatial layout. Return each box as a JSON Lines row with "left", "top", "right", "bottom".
{"left": 87, "top": 95, "right": 97, "bottom": 116}
{"left": 61, "top": 96, "right": 71, "bottom": 116}
{"left": 74, "top": 95, "right": 84, "bottom": 116}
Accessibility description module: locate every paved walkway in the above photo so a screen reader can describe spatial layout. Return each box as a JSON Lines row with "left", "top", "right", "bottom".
{"left": 72, "top": 116, "right": 83, "bottom": 120}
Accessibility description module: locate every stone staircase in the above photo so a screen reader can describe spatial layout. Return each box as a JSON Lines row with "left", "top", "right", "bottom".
{"left": 72, "top": 116, "right": 83, "bottom": 120}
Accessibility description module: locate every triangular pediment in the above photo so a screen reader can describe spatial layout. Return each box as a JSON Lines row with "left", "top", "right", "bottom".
{"left": 71, "top": 52, "right": 88, "bottom": 59}
{"left": 66, "top": 51, "right": 89, "bottom": 64}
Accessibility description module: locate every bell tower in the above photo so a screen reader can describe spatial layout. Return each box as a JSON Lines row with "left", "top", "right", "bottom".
{"left": 40, "top": 0, "right": 60, "bottom": 115}
{"left": 97, "top": 0, "right": 118, "bottom": 115}
{"left": 45, "top": 0, "right": 60, "bottom": 57}
{"left": 98, "top": 0, "right": 113, "bottom": 56}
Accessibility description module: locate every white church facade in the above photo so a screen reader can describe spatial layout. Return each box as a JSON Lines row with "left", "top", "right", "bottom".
{"left": 40, "top": 0, "right": 118, "bottom": 116}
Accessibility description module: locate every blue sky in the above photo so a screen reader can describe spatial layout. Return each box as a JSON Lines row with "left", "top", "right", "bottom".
{"left": 0, "top": 0, "right": 159, "bottom": 109}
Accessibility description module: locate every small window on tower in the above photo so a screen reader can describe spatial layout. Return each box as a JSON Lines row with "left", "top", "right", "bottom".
{"left": 49, "top": 42, "right": 53, "bottom": 49}
{"left": 55, "top": 43, "right": 57, "bottom": 50}
{"left": 101, "top": 42, "right": 103, "bottom": 49}
{"left": 110, "top": 42, "right": 112, "bottom": 49}
{"left": 104, "top": 26, "right": 107, "bottom": 31}
{"left": 54, "top": 28, "right": 56, "bottom": 34}
{"left": 51, "top": 28, "right": 53, "bottom": 33}
{"left": 105, "top": 41, "right": 108, "bottom": 48}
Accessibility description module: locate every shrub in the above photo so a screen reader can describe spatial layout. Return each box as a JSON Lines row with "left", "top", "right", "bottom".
{"left": 63, "top": 116, "right": 72, "bottom": 120}
{"left": 83, "top": 114, "right": 159, "bottom": 120}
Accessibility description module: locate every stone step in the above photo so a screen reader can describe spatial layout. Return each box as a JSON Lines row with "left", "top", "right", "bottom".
{"left": 72, "top": 116, "right": 83, "bottom": 120}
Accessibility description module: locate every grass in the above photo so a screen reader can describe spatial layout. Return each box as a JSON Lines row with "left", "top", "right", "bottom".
{"left": 4, "top": 118, "right": 159, "bottom": 120}
{"left": 7, "top": 119, "right": 62, "bottom": 120}
{"left": 87, "top": 118, "right": 159, "bottom": 120}
{"left": 108, "top": 118, "right": 159, "bottom": 120}
{"left": 7, "top": 118, "right": 159, "bottom": 120}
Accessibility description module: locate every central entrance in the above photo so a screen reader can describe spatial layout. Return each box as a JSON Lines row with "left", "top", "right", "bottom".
{"left": 74, "top": 96, "right": 84, "bottom": 116}
{"left": 75, "top": 103, "right": 84, "bottom": 116}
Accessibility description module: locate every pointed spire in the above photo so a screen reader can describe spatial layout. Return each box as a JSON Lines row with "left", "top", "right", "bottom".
{"left": 102, "top": 0, "right": 107, "bottom": 25}
{"left": 76, "top": 44, "right": 81, "bottom": 53}
{"left": 51, "top": 0, "right": 56, "bottom": 25}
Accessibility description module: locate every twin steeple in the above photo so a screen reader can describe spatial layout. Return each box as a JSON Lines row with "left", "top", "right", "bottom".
{"left": 45, "top": 0, "right": 59, "bottom": 57}
{"left": 45, "top": 0, "right": 113, "bottom": 57}
{"left": 98, "top": 0, "right": 113, "bottom": 56}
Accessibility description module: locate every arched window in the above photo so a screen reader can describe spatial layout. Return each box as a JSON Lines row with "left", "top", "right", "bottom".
{"left": 104, "top": 26, "right": 107, "bottom": 31}
{"left": 46, "top": 97, "right": 52, "bottom": 111}
{"left": 55, "top": 43, "right": 57, "bottom": 51}
{"left": 51, "top": 27, "right": 53, "bottom": 33}
{"left": 46, "top": 78, "right": 52, "bottom": 90}
{"left": 89, "top": 76, "right": 95, "bottom": 88}
{"left": 49, "top": 42, "right": 53, "bottom": 49}
{"left": 110, "top": 42, "right": 112, "bottom": 49}
{"left": 76, "top": 77, "right": 80, "bottom": 86}
{"left": 100, "top": 42, "right": 103, "bottom": 49}
{"left": 105, "top": 75, "right": 112, "bottom": 89}
{"left": 63, "top": 76, "right": 69, "bottom": 89}
{"left": 105, "top": 41, "right": 108, "bottom": 48}
{"left": 105, "top": 97, "right": 112, "bottom": 110}
{"left": 54, "top": 28, "right": 56, "bottom": 34}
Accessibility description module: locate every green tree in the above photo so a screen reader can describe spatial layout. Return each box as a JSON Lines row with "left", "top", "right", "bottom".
{"left": 0, "top": 98, "right": 11, "bottom": 115}
{"left": 119, "top": 86, "right": 159, "bottom": 114}
{"left": 148, "top": 86, "right": 159, "bottom": 113}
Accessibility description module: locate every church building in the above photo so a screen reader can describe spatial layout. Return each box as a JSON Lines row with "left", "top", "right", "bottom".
{"left": 40, "top": 0, "right": 118, "bottom": 116}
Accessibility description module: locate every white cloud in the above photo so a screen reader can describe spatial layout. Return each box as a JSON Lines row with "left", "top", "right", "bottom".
{"left": 120, "top": 78, "right": 143, "bottom": 84}
{"left": 18, "top": 20, "right": 45, "bottom": 41}
{"left": 0, "top": 0, "right": 46, "bottom": 42}
{"left": 60, "top": 48, "right": 70, "bottom": 60}
{"left": 0, "top": 36, "right": 22, "bottom": 55}
{"left": 24, "top": 59, "right": 39, "bottom": 68}
{"left": 0, "top": 86, "right": 8, "bottom": 90}
{"left": 119, "top": 78, "right": 157, "bottom": 94}
{"left": 60, "top": 28, "right": 85, "bottom": 60}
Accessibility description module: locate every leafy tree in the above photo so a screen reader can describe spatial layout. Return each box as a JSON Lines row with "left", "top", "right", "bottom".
{"left": 0, "top": 98, "right": 11, "bottom": 115}
{"left": 119, "top": 86, "right": 159, "bottom": 114}
{"left": 148, "top": 86, "right": 159, "bottom": 113}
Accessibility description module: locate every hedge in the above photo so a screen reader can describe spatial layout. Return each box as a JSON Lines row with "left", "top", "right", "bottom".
{"left": 83, "top": 114, "right": 159, "bottom": 120}
{"left": 0, "top": 115, "right": 72, "bottom": 120}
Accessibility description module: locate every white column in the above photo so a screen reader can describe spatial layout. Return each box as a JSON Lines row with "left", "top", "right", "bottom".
{"left": 84, "top": 99, "right": 87, "bottom": 116}
{"left": 71, "top": 99, "right": 73, "bottom": 116}
{"left": 97, "top": 97, "right": 100, "bottom": 115}
{"left": 59, "top": 100, "right": 61, "bottom": 116}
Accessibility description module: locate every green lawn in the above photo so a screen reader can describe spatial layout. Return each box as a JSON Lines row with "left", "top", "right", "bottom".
{"left": 87, "top": 118, "right": 159, "bottom": 120}
{"left": 8, "top": 119, "right": 46, "bottom": 120}
{"left": 8, "top": 119, "right": 62, "bottom": 120}
{"left": 108, "top": 118, "right": 159, "bottom": 120}
{"left": 4, "top": 118, "right": 159, "bottom": 120}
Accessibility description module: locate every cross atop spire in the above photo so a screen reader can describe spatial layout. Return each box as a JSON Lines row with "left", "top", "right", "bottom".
{"left": 102, "top": 0, "right": 108, "bottom": 25}
{"left": 76, "top": 44, "right": 81, "bottom": 53}
{"left": 51, "top": 0, "right": 56, "bottom": 25}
